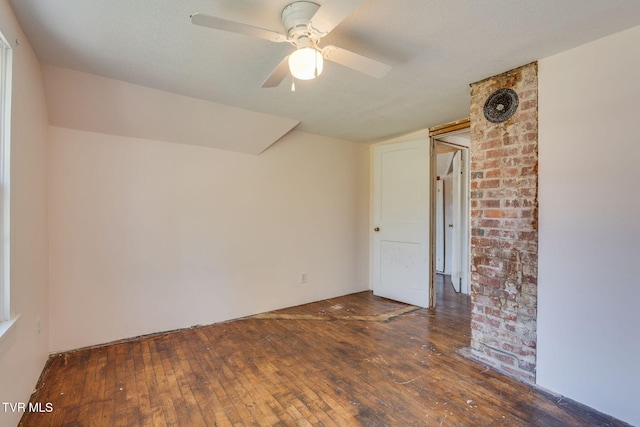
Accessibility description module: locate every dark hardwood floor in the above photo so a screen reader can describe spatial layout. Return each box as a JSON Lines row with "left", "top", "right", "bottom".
{"left": 21, "top": 276, "right": 627, "bottom": 426}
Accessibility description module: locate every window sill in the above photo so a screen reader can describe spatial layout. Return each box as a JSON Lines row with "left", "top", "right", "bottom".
{"left": 0, "top": 314, "right": 20, "bottom": 361}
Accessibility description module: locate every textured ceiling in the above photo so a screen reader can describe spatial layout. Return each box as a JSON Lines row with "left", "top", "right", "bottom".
{"left": 8, "top": 0, "right": 640, "bottom": 143}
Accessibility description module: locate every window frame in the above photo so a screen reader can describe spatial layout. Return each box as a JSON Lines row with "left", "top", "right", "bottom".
{"left": 0, "top": 31, "right": 12, "bottom": 323}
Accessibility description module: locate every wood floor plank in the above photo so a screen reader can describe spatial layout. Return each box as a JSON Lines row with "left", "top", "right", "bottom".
{"left": 130, "top": 340, "right": 152, "bottom": 426}
{"left": 148, "top": 339, "right": 180, "bottom": 426}
{"left": 198, "top": 326, "right": 270, "bottom": 426}
{"left": 156, "top": 337, "right": 202, "bottom": 426}
{"left": 249, "top": 321, "right": 352, "bottom": 426}
{"left": 172, "top": 332, "right": 222, "bottom": 426}
{"left": 121, "top": 342, "right": 142, "bottom": 426}
{"left": 20, "top": 276, "right": 631, "bottom": 427}
{"left": 192, "top": 328, "right": 247, "bottom": 426}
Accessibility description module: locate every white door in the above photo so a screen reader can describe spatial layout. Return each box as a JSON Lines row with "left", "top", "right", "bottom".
{"left": 435, "top": 179, "right": 445, "bottom": 273}
{"left": 450, "top": 150, "right": 462, "bottom": 292}
{"left": 372, "top": 140, "right": 430, "bottom": 308}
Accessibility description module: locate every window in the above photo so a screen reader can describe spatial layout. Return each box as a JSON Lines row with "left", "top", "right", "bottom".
{"left": 0, "top": 32, "right": 12, "bottom": 323}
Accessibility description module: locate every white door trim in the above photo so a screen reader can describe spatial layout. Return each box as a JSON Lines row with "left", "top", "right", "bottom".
{"left": 431, "top": 127, "right": 471, "bottom": 301}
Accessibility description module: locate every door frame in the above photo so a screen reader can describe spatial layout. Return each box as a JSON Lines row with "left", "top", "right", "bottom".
{"left": 429, "top": 119, "right": 471, "bottom": 306}
{"left": 435, "top": 178, "right": 445, "bottom": 273}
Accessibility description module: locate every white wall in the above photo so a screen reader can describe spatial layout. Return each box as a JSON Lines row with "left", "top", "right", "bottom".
{"left": 49, "top": 127, "right": 369, "bottom": 352}
{"left": 538, "top": 25, "right": 640, "bottom": 426}
{"left": 0, "top": 1, "right": 50, "bottom": 426}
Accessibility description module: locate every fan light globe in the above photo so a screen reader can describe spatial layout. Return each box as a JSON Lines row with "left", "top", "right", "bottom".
{"left": 288, "top": 47, "right": 323, "bottom": 80}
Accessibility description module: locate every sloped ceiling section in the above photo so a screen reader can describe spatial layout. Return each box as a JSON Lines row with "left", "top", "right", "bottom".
{"left": 43, "top": 65, "right": 300, "bottom": 155}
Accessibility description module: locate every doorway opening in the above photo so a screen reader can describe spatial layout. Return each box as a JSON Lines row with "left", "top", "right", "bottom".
{"left": 429, "top": 121, "right": 471, "bottom": 307}
{"left": 370, "top": 120, "right": 471, "bottom": 310}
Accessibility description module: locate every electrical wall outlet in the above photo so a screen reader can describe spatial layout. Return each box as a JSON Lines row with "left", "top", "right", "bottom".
{"left": 36, "top": 317, "right": 41, "bottom": 335}
{"left": 300, "top": 272, "right": 307, "bottom": 284}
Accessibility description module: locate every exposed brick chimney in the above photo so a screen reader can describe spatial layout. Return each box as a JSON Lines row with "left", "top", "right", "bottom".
{"left": 468, "top": 63, "right": 538, "bottom": 383}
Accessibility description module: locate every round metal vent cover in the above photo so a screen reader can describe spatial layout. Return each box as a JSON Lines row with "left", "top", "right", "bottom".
{"left": 483, "top": 88, "right": 519, "bottom": 123}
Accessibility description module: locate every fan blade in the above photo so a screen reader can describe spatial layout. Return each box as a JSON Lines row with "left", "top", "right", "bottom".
{"left": 309, "top": 0, "right": 365, "bottom": 35}
{"left": 262, "top": 56, "right": 291, "bottom": 88}
{"left": 191, "top": 13, "right": 288, "bottom": 43}
{"left": 322, "top": 45, "right": 391, "bottom": 78}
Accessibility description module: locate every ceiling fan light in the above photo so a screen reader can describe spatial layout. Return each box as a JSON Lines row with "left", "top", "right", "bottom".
{"left": 288, "top": 47, "right": 323, "bottom": 80}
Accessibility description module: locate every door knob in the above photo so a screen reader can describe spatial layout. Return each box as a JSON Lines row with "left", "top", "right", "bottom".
{"left": 374, "top": 227, "right": 380, "bottom": 232}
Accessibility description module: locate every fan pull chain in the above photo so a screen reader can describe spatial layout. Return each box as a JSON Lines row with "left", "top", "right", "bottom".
{"left": 291, "top": 78, "right": 296, "bottom": 92}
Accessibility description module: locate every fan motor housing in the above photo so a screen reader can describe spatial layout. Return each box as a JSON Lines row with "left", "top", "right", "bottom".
{"left": 282, "top": 1, "right": 320, "bottom": 38}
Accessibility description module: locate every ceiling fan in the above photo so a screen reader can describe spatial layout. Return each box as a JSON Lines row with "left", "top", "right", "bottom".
{"left": 190, "top": 0, "right": 391, "bottom": 88}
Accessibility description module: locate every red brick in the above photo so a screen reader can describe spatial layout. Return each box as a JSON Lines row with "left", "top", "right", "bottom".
{"left": 477, "top": 265, "right": 500, "bottom": 278}
{"left": 477, "top": 139, "right": 502, "bottom": 150}
{"left": 470, "top": 190, "right": 484, "bottom": 199}
{"left": 483, "top": 189, "right": 506, "bottom": 199}
{"left": 519, "top": 89, "right": 536, "bottom": 100}
{"left": 473, "top": 159, "right": 499, "bottom": 170}
{"left": 484, "top": 307, "right": 502, "bottom": 317}
{"left": 501, "top": 157, "right": 523, "bottom": 167}
{"left": 484, "top": 209, "right": 518, "bottom": 219}
{"left": 486, "top": 316, "right": 502, "bottom": 329}
{"left": 476, "top": 275, "right": 501, "bottom": 288}
{"left": 478, "top": 179, "right": 501, "bottom": 189}
{"left": 477, "top": 219, "right": 500, "bottom": 228}
{"left": 479, "top": 199, "right": 501, "bottom": 208}
{"left": 520, "top": 100, "right": 537, "bottom": 111}
{"left": 469, "top": 63, "right": 538, "bottom": 383}
{"left": 471, "top": 151, "right": 486, "bottom": 162}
